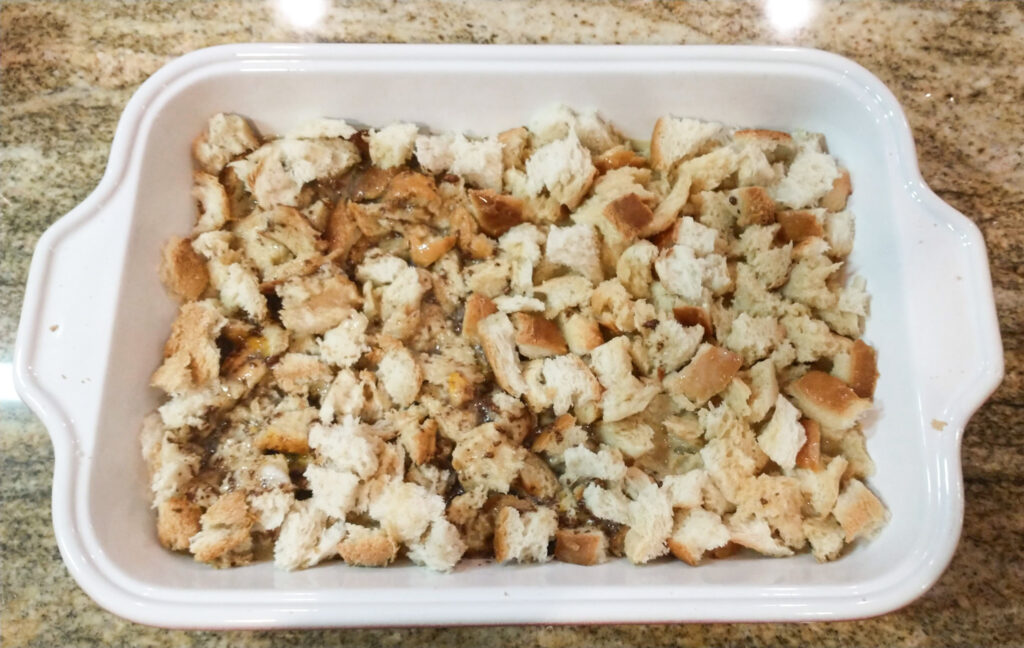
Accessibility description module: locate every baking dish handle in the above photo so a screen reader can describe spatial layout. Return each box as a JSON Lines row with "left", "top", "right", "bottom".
{"left": 901, "top": 181, "right": 1004, "bottom": 434}
{"left": 14, "top": 180, "right": 137, "bottom": 458}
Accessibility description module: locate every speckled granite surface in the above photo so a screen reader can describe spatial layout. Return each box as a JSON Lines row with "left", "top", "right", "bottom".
{"left": 2, "top": 1, "right": 1022, "bottom": 645}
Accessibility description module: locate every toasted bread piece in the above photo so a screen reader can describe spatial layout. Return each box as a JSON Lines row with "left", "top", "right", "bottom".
{"left": 157, "top": 495, "right": 202, "bottom": 552}
{"left": 803, "top": 515, "right": 846, "bottom": 562}
{"left": 821, "top": 168, "right": 852, "bottom": 212}
{"left": 603, "top": 193, "right": 654, "bottom": 240}
{"left": 777, "top": 209, "right": 825, "bottom": 242}
{"left": 517, "top": 452, "right": 560, "bottom": 499}
{"left": 278, "top": 269, "right": 362, "bottom": 335}
{"left": 494, "top": 506, "right": 558, "bottom": 563}
{"left": 555, "top": 528, "right": 609, "bottom": 565}
{"left": 831, "top": 339, "right": 879, "bottom": 398}
{"left": 832, "top": 478, "right": 888, "bottom": 542}
{"left": 151, "top": 301, "right": 227, "bottom": 394}
{"left": 159, "top": 237, "right": 209, "bottom": 301}
{"left": 594, "top": 146, "right": 647, "bottom": 173}
{"left": 733, "top": 186, "right": 777, "bottom": 227}
{"left": 665, "top": 344, "right": 743, "bottom": 406}
{"left": 512, "top": 312, "right": 568, "bottom": 358}
{"left": 190, "top": 490, "right": 254, "bottom": 566}
{"left": 668, "top": 507, "right": 730, "bottom": 566}
{"left": 468, "top": 188, "right": 525, "bottom": 237}
{"left": 256, "top": 405, "right": 317, "bottom": 454}
{"left": 560, "top": 313, "right": 604, "bottom": 355}
{"left": 193, "top": 112, "right": 260, "bottom": 175}
{"left": 452, "top": 423, "right": 525, "bottom": 493}
{"left": 794, "top": 418, "right": 822, "bottom": 470}
{"left": 756, "top": 395, "right": 806, "bottom": 470}
{"left": 338, "top": 525, "right": 399, "bottom": 567}
{"left": 650, "top": 116, "right": 726, "bottom": 171}
{"left": 478, "top": 312, "right": 528, "bottom": 396}
{"left": 787, "top": 370, "right": 871, "bottom": 431}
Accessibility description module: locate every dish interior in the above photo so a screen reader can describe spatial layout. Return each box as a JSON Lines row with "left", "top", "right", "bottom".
{"left": 84, "top": 56, "right": 934, "bottom": 598}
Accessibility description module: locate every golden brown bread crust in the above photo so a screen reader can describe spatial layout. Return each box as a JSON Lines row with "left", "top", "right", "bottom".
{"left": 795, "top": 418, "right": 822, "bottom": 471}
{"left": 667, "top": 538, "right": 701, "bottom": 566}
{"left": 593, "top": 146, "right": 648, "bottom": 174}
{"left": 384, "top": 171, "right": 442, "bottom": 217}
{"left": 673, "top": 345, "right": 743, "bottom": 404}
{"left": 603, "top": 193, "right": 654, "bottom": 239}
{"left": 190, "top": 490, "right": 253, "bottom": 564}
{"left": 512, "top": 312, "right": 569, "bottom": 358}
{"left": 338, "top": 529, "right": 399, "bottom": 567}
{"left": 821, "top": 168, "right": 852, "bottom": 212}
{"left": 777, "top": 210, "right": 824, "bottom": 242}
{"left": 461, "top": 293, "right": 498, "bottom": 341}
{"left": 555, "top": 528, "right": 609, "bottom": 565}
{"left": 786, "top": 370, "right": 870, "bottom": 430}
{"left": 492, "top": 506, "right": 517, "bottom": 563}
{"left": 408, "top": 231, "right": 457, "bottom": 267}
{"left": 325, "top": 201, "right": 364, "bottom": 262}
{"left": 837, "top": 339, "right": 879, "bottom": 398}
{"left": 157, "top": 495, "right": 202, "bottom": 551}
{"left": 735, "top": 186, "right": 777, "bottom": 227}
{"left": 159, "top": 237, "right": 209, "bottom": 302}
{"left": 468, "top": 189, "right": 525, "bottom": 237}
{"left": 672, "top": 305, "right": 713, "bottom": 339}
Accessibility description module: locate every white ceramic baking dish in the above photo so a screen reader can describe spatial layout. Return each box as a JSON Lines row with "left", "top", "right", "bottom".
{"left": 14, "top": 44, "right": 1003, "bottom": 628}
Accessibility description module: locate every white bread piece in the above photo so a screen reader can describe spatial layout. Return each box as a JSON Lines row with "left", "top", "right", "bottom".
{"left": 498, "top": 223, "right": 545, "bottom": 294}
{"left": 722, "top": 312, "right": 783, "bottom": 366}
{"left": 832, "top": 478, "right": 889, "bottom": 542}
{"left": 191, "top": 172, "right": 231, "bottom": 234}
{"left": 530, "top": 414, "right": 588, "bottom": 462}
{"left": 407, "top": 519, "right": 467, "bottom": 572}
{"left": 494, "top": 295, "right": 546, "bottom": 313}
{"left": 541, "top": 354, "right": 603, "bottom": 415}
{"left": 465, "top": 257, "right": 511, "bottom": 299}
{"left": 721, "top": 376, "right": 753, "bottom": 420}
{"left": 319, "top": 311, "right": 370, "bottom": 367}
{"left": 562, "top": 444, "right": 628, "bottom": 483}
{"left": 368, "top": 122, "right": 419, "bottom": 169}
{"left": 735, "top": 141, "right": 778, "bottom": 187}
{"left": 249, "top": 485, "right": 294, "bottom": 533}
{"left": 250, "top": 138, "right": 360, "bottom": 208}
{"left": 667, "top": 507, "right": 730, "bottom": 565}
{"left": 381, "top": 266, "right": 431, "bottom": 340}
{"left": 675, "top": 216, "right": 720, "bottom": 255}
{"left": 286, "top": 118, "right": 357, "bottom": 140}
{"left": 318, "top": 369, "right": 364, "bottom": 423}
{"left": 304, "top": 464, "right": 360, "bottom": 519}
{"left": 698, "top": 404, "right": 767, "bottom": 502}
{"left": 650, "top": 116, "right": 726, "bottom": 171}
{"left": 191, "top": 230, "right": 232, "bottom": 260}
{"left": 535, "top": 275, "right": 593, "bottom": 318}
{"left": 451, "top": 423, "right": 525, "bottom": 493}
{"left": 193, "top": 112, "right": 260, "bottom": 175}
{"left": 494, "top": 506, "right": 558, "bottom": 563}
{"left": 589, "top": 279, "right": 641, "bottom": 334}
{"left": 271, "top": 352, "right": 332, "bottom": 395}
{"left": 616, "top": 240, "right": 659, "bottom": 299}
{"left": 650, "top": 172, "right": 692, "bottom": 228}
{"left": 661, "top": 469, "right": 709, "bottom": 510}
{"left": 212, "top": 261, "right": 268, "bottom": 322}
{"left": 477, "top": 312, "right": 528, "bottom": 397}
{"left": 414, "top": 132, "right": 455, "bottom": 174}
{"left": 367, "top": 479, "right": 446, "bottom": 543}
{"left": 156, "top": 385, "right": 224, "bottom": 429}
{"left": 560, "top": 313, "right": 604, "bottom": 355}
{"left": 820, "top": 275, "right": 870, "bottom": 338}
{"left": 747, "top": 358, "right": 780, "bottom": 423}
{"left": 803, "top": 515, "right": 846, "bottom": 562}
{"left": 589, "top": 336, "right": 634, "bottom": 388}
{"left": 156, "top": 495, "right": 201, "bottom": 551}
{"left": 449, "top": 134, "right": 504, "bottom": 191}
{"left": 528, "top": 104, "right": 622, "bottom": 154}
{"left": 582, "top": 483, "right": 631, "bottom": 525}
{"left": 786, "top": 370, "right": 871, "bottom": 431}
{"left": 642, "top": 319, "right": 703, "bottom": 375}
{"left": 278, "top": 269, "right": 361, "bottom": 335}
{"left": 595, "top": 418, "right": 656, "bottom": 458}
{"left": 377, "top": 344, "right": 423, "bottom": 407}
{"left": 727, "top": 514, "right": 793, "bottom": 557}
{"left": 654, "top": 245, "right": 702, "bottom": 301}
{"left": 781, "top": 314, "right": 842, "bottom": 363}
{"left": 151, "top": 300, "right": 227, "bottom": 395}
{"left": 601, "top": 379, "right": 661, "bottom": 423}
{"left": 189, "top": 491, "right": 254, "bottom": 566}
{"left": 825, "top": 210, "right": 855, "bottom": 258}
{"left": 273, "top": 501, "right": 345, "bottom": 570}
{"left": 794, "top": 455, "right": 849, "bottom": 517}
{"left": 148, "top": 437, "right": 200, "bottom": 507}
{"left": 771, "top": 148, "right": 841, "bottom": 209}
{"left": 756, "top": 395, "right": 806, "bottom": 470}
{"left": 622, "top": 470, "right": 674, "bottom": 564}
{"left": 677, "top": 146, "right": 741, "bottom": 192}
{"left": 735, "top": 475, "right": 806, "bottom": 549}
{"left": 307, "top": 417, "right": 382, "bottom": 479}
{"left": 733, "top": 128, "right": 797, "bottom": 161}
{"left": 525, "top": 130, "right": 597, "bottom": 209}
{"left": 782, "top": 256, "right": 842, "bottom": 310}
{"left": 356, "top": 252, "right": 407, "bottom": 285}
{"left": 545, "top": 223, "right": 604, "bottom": 285}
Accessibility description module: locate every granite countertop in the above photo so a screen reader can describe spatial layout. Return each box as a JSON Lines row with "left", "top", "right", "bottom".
{"left": 1, "top": 1, "right": 1021, "bottom": 645}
